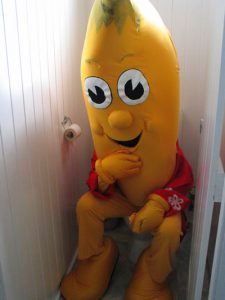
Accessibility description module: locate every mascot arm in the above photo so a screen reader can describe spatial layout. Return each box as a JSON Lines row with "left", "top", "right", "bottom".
{"left": 87, "top": 144, "right": 193, "bottom": 213}
{"left": 97, "top": 176, "right": 110, "bottom": 193}
{"left": 95, "top": 151, "right": 142, "bottom": 183}
{"left": 87, "top": 151, "right": 141, "bottom": 198}
{"left": 154, "top": 143, "right": 194, "bottom": 217}
{"left": 129, "top": 194, "right": 169, "bottom": 233}
{"left": 87, "top": 152, "right": 115, "bottom": 199}
{"left": 130, "top": 144, "right": 194, "bottom": 233}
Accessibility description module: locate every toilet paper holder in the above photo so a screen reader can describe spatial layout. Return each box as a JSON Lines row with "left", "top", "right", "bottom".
{"left": 61, "top": 116, "right": 72, "bottom": 128}
{"left": 61, "top": 116, "right": 81, "bottom": 142}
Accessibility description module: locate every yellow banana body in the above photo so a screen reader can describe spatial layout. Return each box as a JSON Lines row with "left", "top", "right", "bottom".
{"left": 81, "top": 0, "right": 179, "bottom": 206}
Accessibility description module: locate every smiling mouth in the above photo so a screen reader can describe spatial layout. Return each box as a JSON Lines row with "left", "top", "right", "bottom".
{"left": 109, "top": 132, "right": 142, "bottom": 148}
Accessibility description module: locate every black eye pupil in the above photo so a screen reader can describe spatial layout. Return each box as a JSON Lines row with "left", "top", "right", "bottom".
{"left": 124, "top": 79, "right": 144, "bottom": 100}
{"left": 88, "top": 86, "right": 106, "bottom": 104}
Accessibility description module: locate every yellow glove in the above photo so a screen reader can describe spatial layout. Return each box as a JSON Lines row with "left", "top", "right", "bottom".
{"left": 95, "top": 151, "right": 142, "bottom": 185}
{"left": 129, "top": 194, "right": 169, "bottom": 233}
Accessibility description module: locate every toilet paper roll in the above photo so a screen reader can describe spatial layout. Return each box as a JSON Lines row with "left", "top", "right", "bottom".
{"left": 64, "top": 124, "right": 81, "bottom": 141}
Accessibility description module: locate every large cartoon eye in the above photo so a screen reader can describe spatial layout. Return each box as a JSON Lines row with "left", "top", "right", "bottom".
{"left": 84, "top": 77, "right": 112, "bottom": 109}
{"left": 118, "top": 69, "right": 150, "bottom": 105}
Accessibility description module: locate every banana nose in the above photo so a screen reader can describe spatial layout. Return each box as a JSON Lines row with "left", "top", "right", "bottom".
{"left": 108, "top": 110, "right": 133, "bottom": 129}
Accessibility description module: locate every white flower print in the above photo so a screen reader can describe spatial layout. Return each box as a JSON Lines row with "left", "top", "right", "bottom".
{"left": 168, "top": 194, "right": 184, "bottom": 211}
{"left": 166, "top": 187, "right": 173, "bottom": 191}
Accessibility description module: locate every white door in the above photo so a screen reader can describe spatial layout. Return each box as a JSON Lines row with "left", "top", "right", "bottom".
{"left": 188, "top": 1, "right": 225, "bottom": 299}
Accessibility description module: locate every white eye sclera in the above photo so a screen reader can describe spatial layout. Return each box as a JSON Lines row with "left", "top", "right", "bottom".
{"left": 84, "top": 77, "right": 112, "bottom": 109}
{"left": 118, "top": 69, "right": 150, "bottom": 105}
{"left": 84, "top": 69, "right": 149, "bottom": 108}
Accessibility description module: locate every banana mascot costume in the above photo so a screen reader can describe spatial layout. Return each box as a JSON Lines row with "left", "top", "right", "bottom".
{"left": 61, "top": 0, "right": 193, "bottom": 299}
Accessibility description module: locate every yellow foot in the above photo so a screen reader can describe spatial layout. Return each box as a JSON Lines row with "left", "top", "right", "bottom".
{"left": 60, "top": 237, "right": 119, "bottom": 300}
{"left": 124, "top": 251, "right": 172, "bottom": 300}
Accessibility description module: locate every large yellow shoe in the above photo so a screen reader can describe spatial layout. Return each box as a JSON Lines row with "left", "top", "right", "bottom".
{"left": 60, "top": 237, "right": 119, "bottom": 300}
{"left": 124, "top": 249, "right": 172, "bottom": 300}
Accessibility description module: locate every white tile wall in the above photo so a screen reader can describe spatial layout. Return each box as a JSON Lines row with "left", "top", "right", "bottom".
{"left": 0, "top": 0, "right": 92, "bottom": 299}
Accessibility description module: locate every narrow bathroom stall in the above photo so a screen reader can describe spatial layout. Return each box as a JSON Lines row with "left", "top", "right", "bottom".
{"left": 0, "top": 0, "right": 225, "bottom": 300}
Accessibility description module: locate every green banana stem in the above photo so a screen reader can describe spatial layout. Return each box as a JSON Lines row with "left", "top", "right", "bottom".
{"left": 101, "top": 0, "right": 119, "bottom": 14}
{"left": 92, "top": 0, "right": 140, "bottom": 33}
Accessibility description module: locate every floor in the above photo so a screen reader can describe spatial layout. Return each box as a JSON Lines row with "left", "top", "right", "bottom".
{"left": 102, "top": 213, "right": 209, "bottom": 300}
{"left": 61, "top": 212, "right": 210, "bottom": 300}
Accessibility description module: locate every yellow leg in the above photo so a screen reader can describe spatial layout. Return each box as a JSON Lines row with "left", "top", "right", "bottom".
{"left": 125, "top": 213, "right": 182, "bottom": 300}
{"left": 60, "top": 191, "right": 135, "bottom": 300}
{"left": 77, "top": 191, "right": 135, "bottom": 259}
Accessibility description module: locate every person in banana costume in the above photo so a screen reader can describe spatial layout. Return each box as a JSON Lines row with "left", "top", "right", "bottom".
{"left": 61, "top": 0, "right": 193, "bottom": 299}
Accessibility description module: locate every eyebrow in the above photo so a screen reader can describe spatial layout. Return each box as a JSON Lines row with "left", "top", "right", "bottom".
{"left": 119, "top": 53, "right": 135, "bottom": 62}
{"left": 85, "top": 59, "right": 101, "bottom": 68}
{"left": 85, "top": 53, "right": 135, "bottom": 67}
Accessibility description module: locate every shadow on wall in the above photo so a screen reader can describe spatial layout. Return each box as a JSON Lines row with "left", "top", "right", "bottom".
{"left": 220, "top": 110, "right": 225, "bottom": 168}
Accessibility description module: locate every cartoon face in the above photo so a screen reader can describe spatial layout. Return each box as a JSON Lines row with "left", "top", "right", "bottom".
{"left": 81, "top": 54, "right": 179, "bottom": 161}
{"left": 84, "top": 68, "right": 150, "bottom": 149}
{"left": 81, "top": 0, "right": 179, "bottom": 161}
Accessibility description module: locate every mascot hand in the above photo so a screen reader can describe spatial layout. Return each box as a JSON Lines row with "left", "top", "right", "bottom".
{"left": 129, "top": 194, "right": 169, "bottom": 233}
{"left": 95, "top": 151, "right": 142, "bottom": 184}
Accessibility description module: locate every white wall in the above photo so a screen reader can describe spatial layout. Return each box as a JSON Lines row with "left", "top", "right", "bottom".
{"left": 0, "top": 0, "right": 92, "bottom": 299}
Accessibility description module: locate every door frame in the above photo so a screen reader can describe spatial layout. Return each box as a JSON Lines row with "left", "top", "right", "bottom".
{"left": 188, "top": 2, "right": 225, "bottom": 299}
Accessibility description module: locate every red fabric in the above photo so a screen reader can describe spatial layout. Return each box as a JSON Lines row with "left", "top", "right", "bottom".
{"left": 87, "top": 143, "right": 194, "bottom": 214}
{"left": 154, "top": 143, "right": 194, "bottom": 217}
{"left": 87, "top": 152, "right": 115, "bottom": 199}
